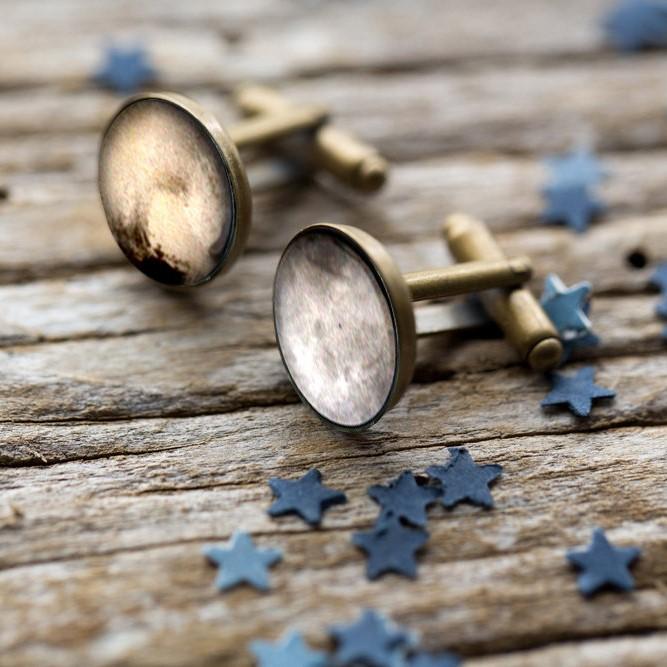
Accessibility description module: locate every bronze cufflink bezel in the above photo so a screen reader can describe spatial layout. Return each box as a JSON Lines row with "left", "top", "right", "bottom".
{"left": 99, "top": 92, "right": 253, "bottom": 287}
{"left": 98, "top": 86, "right": 388, "bottom": 288}
{"left": 274, "top": 223, "right": 417, "bottom": 432}
{"left": 273, "top": 219, "right": 559, "bottom": 431}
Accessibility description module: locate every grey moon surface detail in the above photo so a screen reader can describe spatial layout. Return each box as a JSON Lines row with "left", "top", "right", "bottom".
{"left": 274, "top": 230, "right": 398, "bottom": 428}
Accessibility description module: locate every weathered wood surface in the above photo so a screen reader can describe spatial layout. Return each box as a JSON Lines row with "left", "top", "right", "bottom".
{"left": 1, "top": 1, "right": 667, "bottom": 665}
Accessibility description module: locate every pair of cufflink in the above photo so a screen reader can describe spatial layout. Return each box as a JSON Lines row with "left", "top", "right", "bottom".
{"left": 98, "top": 87, "right": 562, "bottom": 431}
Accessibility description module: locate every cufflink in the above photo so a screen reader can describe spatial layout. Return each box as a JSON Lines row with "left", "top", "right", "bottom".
{"left": 98, "top": 86, "right": 387, "bottom": 287}
{"left": 273, "top": 214, "right": 562, "bottom": 430}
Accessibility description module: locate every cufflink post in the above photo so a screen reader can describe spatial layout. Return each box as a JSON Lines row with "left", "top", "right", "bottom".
{"left": 444, "top": 213, "right": 563, "bottom": 371}
{"left": 98, "top": 85, "right": 388, "bottom": 287}
{"left": 273, "top": 222, "right": 536, "bottom": 430}
{"left": 235, "top": 84, "right": 388, "bottom": 192}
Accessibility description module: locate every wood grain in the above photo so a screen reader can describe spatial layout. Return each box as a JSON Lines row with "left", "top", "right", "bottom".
{"left": 1, "top": 1, "right": 667, "bottom": 665}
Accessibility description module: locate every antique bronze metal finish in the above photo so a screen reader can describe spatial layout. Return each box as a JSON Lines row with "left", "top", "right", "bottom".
{"left": 405, "top": 257, "right": 532, "bottom": 302}
{"left": 99, "top": 85, "right": 386, "bottom": 287}
{"left": 444, "top": 213, "right": 563, "bottom": 371}
{"left": 227, "top": 105, "right": 328, "bottom": 149}
{"left": 235, "top": 84, "right": 389, "bottom": 192}
{"left": 273, "top": 222, "right": 533, "bottom": 430}
{"left": 99, "top": 92, "right": 253, "bottom": 287}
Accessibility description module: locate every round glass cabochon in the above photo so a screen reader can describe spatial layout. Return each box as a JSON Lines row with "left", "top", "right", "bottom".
{"left": 274, "top": 229, "right": 399, "bottom": 429}
{"left": 99, "top": 97, "right": 235, "bottom": 286}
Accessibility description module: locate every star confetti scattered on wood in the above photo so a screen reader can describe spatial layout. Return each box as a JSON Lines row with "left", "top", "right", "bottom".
{"left": 545, "top": 149, "right": 608, "bottom": 188}
{"left": 203, "top": 531, "right": 282, "bottom": 592}
{"left": 540, "top": 273, "right": 599, "bottom": 363}
{"left": 267, "top": 468, "right": 347, "bottom": 526}
{"left": 567, "top": 528, "right": 641, "bottom": 597}
{"left": 541, "top": 183, "right": 605, "bottom": 234}
{"left": 329, "top": 609, "right": 415, "bottom": 667}
{"left": 561, "top": 330, "right": 601, "bottom": 363}
{"left": 368, "top": 471, "right": 441, "bottom": 528}
{"left": 250, "top": 631, "right": 328, "bottom": 667}
{"left": 408, "top": 651, "right": 462, "bottom": 667}
{"left": 93, "top": 45, "right": 157, "bottom": 94}
{"left": 603, "top": 0, "right": 667, "bottom": 52}
{"left": 353, "top": 517, "right": 429, "bottom": 580}
{"left": 649, "top": 262, "right": 667, "bottom": 319}
{"left": 541, "top": 366, "right": 615, "bottom": 417}
{"left": 426, "top": 447, "right": 502, "bottom": 510}
{"left": 540, "top": 274, "right": 592, "bottom": 335}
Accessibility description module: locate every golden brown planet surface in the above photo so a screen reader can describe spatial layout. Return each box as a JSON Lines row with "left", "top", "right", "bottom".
{"left": 99, "top": 97, "right": 234, "bottom": 286}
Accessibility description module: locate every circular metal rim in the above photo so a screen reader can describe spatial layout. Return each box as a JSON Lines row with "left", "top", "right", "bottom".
{"left": 98, "top": 92, "right": 253, "bottom": 287}
{"left": 273, "top": 222, "right": 417, "bottom": 431}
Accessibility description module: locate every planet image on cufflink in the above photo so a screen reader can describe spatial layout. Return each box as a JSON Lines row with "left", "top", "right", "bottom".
{"left": 98, "top": 93, "right": 251, "bottom": 286}
{"left": 273, "top": 224, "right": 417, "bottom": 430}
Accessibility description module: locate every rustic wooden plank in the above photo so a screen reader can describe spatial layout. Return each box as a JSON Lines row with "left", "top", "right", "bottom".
{"left": 0, "top": 343, "right": 663, "bottom": 460}
{"left": 0, "top": 0, "right": 612, "bottom": 88}
{"left": 0, "top": 214, "right": 664, "bottom": 424}
{"left": 2, "top": 158, "right": 667, "bottom": 285}
{"left": 0, "top": 134, "right": 97, "bottom": 175}
{"left": 0, "top": 0, "right": 285, "bottom": 35}
{"left": 0, "top": 28, "right": 228, "bottom": 91}
{"left": 1, "top": 426, "right": 665, "bottom": 664}
{"left": 3, "top": 420, "right": 667, "bottom": 564}
{"left": 4, "top": 149, "right": 667, "bottom": 237}
{"left": 0, "top": 261, "right": 660, "bottom": 351}
{"left": 1, "top": 56, "right": 667, "bottom": 161}
{"left": 228, "top": 0, "right": 612, "bottom": 77}
{"left": 474, "top": 635, "right": 667, "bottom": 667}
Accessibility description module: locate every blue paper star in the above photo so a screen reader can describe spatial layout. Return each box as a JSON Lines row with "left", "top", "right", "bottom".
{"left": 567, "top": 528, "right": 641, "bottom": 597}
{"left": 426, "top": 447, "right": 502, "bottom": 510}
{"left": 561, "top": 330, "right": 601, "bottom": 363}
{"left": 540, "top": 273, "right": 593, "bottom": 335}
{"left": 369, "top": 471, "right": 442, "bottom": 528}
{"left": 330, "top": 609, "right": 414, "bottom": 667}
{"left": 94, "top": 45, "right": 157, "bottom": 94}
{"left": 408, "top": 651, "right": 462, "bottom": 667}
{"left": 268, "top": 468, "right": 347, "bottom": 526}
{"left": 203, "top": 532, "right": 282, "bottom": 592}
{"left": 650, "top": 263, "right": 667, "bottom": 318}
{"left": 353, "top": 517, "right": 429, "bottom": 580}
{"left": 542, "top": 184, "right": 605, "bottom": 234}
{"left": 546, "top": 149, "right": 608, "bottom": 188}
{"left": 603, "top": 0, "right": 667, "bottom": 52}
{"left": 541, "top": 366, "right": 615, "bottom": 417}
{"left": 250, "top": 631, "right": 328, "bottom": 667}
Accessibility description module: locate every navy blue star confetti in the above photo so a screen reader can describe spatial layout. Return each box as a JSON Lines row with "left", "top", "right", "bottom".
{"left": 353, "top": 517, "right": 429, "bottom": 580}
{"left": 369, "top": 471, "right": 441, "bottom": 528}
{"left": 650, "top": 262, "right": 667, "bottom": 319}
{"left": 567, "top": 528, "right": 641, "bottom": 597}
{"left": 542, "top": 183, "right": 605, "bottom": 234}
{"left": 93, "top": 45, "right": 157, "bottom": 94}
{"left": 408, "top": 652, "right": 462, "bottom": 667}
{"left": 250, "top": 631, "right": 328, "bottom": 667}
{"left": 268, "top": 468, "right": 347, "bottom": 526}
{"left": 426, "top": 447, "right": 502, "bottom": 510}
{"left": 541, "top": 366, "right": 615, "bottom": 417}
{"left": 330, "top": 609, "right": 414, "bottom": 667}
{"left": 203, "top": 531, "right": 282, "bottom": 592}
{"left": 603, "top": 0, "right": 667, "bottom": 52}
{"left": 546, "top": 149, "right": 608, "bottom": 188}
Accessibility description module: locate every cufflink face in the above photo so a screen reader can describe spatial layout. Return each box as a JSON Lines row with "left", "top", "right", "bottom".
{"left": 273, "top": 224, "right": 416, "bottom": 430}
{"left": 98, "top": 93, "right": 251, "bottom": 286}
